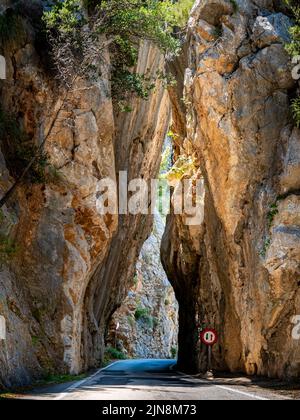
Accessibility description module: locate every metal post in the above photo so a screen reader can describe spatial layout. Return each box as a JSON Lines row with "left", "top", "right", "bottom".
{"left": 208, "top": 346, "right": 212, "bottom": 372}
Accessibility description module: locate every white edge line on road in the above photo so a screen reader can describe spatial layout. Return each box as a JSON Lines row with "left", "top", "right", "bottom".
{"left": 215, "top": 385, "right": 268, "bottom": 401}
{"left": 177, "top": 371, "right": 270, "bottom": 401}
{"left": 55, "top": 361, "right": 120, "bottom": 401}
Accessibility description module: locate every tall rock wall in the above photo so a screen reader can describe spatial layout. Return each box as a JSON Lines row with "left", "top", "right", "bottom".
{"left": 82, "top": 42, "right": 171, "bottom": 370}
{"left": 0, "top": 1, "right": 170, "bottom": 387}
{"left": 162, "top": 0, "right": 300, "bottom": 379}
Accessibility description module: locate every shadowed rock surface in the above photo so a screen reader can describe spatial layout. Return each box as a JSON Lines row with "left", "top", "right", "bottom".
{"left": 0, "top": 1, "right": 170, "bottom": 387}
{"left": 162, "top": 0, "right": 300, "bottom": 378}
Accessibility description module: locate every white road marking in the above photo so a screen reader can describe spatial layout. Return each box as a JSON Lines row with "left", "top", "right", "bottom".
{"left": 55, "top": 361, "right": 120, "bottom": 400}
{"left": 177, "top": 371, "right": 271, "bottom": 400}
{"left": 215, "top": 385, "right": 268, "bottom": 400}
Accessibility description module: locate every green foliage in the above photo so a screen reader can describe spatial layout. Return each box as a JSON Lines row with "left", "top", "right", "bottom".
{"left": 267, "top": 203, "right": 279, "bottom": 227}
{"left": 0, "top": 234, "right": 18, "bottom": 263}
{"left": 0, "top": 109, "right": 49, "bottom": 184}
{"left": 230, "top": 0, "right": 239, "bottom": 14}
{"left": 260, "top": 238, "right": 271, "bottom": 258}
{"left": 43, "top": 0, "right": 184, "bottom": 108}
{"left": 105, "top": 346, "right": 126, "bottom": 360}
{"left": 291, "top": 97, "right": 300, "bottom": 128}
{"left": 134, "top": 306, "right": 154, "bottom": 327}
{"left": 286, "top": 6, "right": 300, "bottom": 57}
{"left": 168, "top": 0, "right": 194, "bottom": 29}
{"left": 43, "top": 0, "right": 84, "bottom": 32}
{"left": 285, "top": 2, "right": 300, "bottom": 128}
{"left": 98, "top": 0, "right": 181, "bottom": 54}
{"left": 134, "top": 306, "right": 150, "bottom": 321}
{"left": 31, "top": 336, "right": 40, "bottom": 346}
{"left": 112, "top": 70, "right": 156, "bottom": 104}
{"left": 40, "top": 373, "right": 87, "bottom": 385}
{"left": 171, "top": 346, "right": 177, "bottom": 359}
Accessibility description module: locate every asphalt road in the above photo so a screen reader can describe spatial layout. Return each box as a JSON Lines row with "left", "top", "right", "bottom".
{"left": 21, "top": 359, "right": 294, "bottom": 400}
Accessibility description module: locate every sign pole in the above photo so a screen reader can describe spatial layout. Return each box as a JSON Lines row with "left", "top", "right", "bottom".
{"left": 200, "top": 328, "right": 218, "bottom": 377}
{"left": 208, "top": 345, "right": 212, "bottom": 372}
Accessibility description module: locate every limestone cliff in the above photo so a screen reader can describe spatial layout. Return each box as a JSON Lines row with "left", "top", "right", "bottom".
{"left": 107, "top": 213, "right": 178, "bottom": 359}
{"left": 162, "top": 0, "right": 300, "bottom": 379}
{"left": 0, "top": 1, "right": 170, "bottom": 387}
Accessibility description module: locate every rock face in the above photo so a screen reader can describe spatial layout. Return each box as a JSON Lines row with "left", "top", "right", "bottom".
{"left": 107, "top": 213, "right": 178, "bottom": 359}
{"left": 162, "top": 0, "right": 300, "bottom": 379}
{"left": 0, "top": 2, "right": 170, "bottom": 387}
{"left": 81, "top": 42, "right": 171, "bottom": 371}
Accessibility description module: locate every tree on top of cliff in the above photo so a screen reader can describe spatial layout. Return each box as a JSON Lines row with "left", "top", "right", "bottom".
{"left": 0, "top": 0, "right": 193, "bottom": 208}
{"left": 43, "top": 0, "right": 190, "bottom": 97}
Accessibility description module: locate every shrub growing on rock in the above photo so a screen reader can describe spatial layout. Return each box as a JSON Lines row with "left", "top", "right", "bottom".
{"left": 43, "top": 0, "right": 190, "bottom": 106}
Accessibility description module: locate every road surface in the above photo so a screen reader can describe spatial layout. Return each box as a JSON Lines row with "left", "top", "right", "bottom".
{"left": 19, "top": 359, "right": 295, "bottom": 400}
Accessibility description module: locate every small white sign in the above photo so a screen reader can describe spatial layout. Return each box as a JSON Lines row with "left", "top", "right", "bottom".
{"left": 0, "top": 55, "right": 6, "bottom": 80}
{"left": 0, "top": 316, "right": 6, "bottom": 340}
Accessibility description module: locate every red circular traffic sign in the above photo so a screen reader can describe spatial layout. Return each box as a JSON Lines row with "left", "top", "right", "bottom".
{"left": 200, "top": 328, "right": 218, "bottom": 346}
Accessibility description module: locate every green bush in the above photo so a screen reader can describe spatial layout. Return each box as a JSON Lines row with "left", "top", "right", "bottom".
{"left": 171, "top": 346, "right": 177, "bottom": 359}
{"left": 134, "top": 306, "right": 150, "bottom": 321}
{"left": 285, "top": 1, "right": 300, "bottom": 57}
{"left": 105, "top": 346, "right": 126, "bottom": 360}
{"left": 267, "top": 203, "right": 279, "bottom": 227}
{"left": 171, "top": 0, "right": 194, "bottom": 28}
{"left": 43, "top": 0, "right": 189, "bottom": 108}
{"left": 260, "top": 238, "right": 271, "bottom": 259}
{"left": 291, "top": 97, "right": 300, "bottom": 128}
{"left": 134, "top": 306, "right": 154, "bottom": 327}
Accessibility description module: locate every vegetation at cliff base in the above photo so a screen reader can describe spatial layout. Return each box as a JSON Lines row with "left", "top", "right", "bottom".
{"left": 171, "top": 346, "right": 177, "bottom": 359}
{"left": 105, "top": 346, "right": 126, "bottom": 360}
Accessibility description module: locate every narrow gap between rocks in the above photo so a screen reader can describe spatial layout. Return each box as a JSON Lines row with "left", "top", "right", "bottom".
{"left": 106, "top": 138, "right": 179, "bottom": 362}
